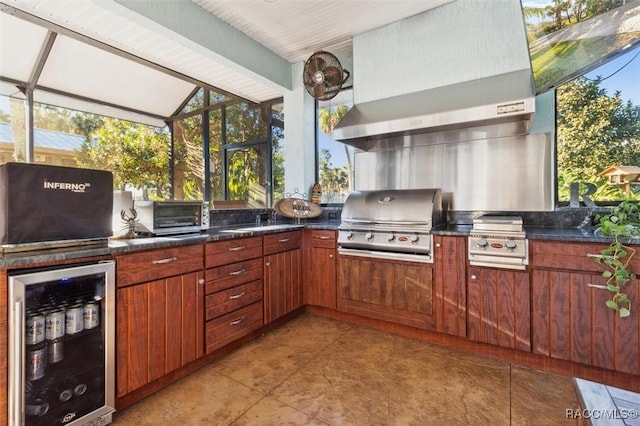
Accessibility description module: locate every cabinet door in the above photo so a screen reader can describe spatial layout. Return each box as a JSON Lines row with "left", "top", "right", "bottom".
{"left": 305, "top": 247, "right": 336, "bottom": 308}
{"left": 264, "top": 248, "right": 302, "bottom": 324}
{"left": 530, "top": 240, "right": 640, "bottom": 374}
{"left": 433, "top": 236, "right": 466, "bottom": 337}
{"left": 116, "top": 271, "right": 204, "bottom": 397}
{"left": 532, "top": 269, "right": 640, "bottom": 374}
{"left": 304, "top": 230, "right": 337, "bottom": 309}
{"left": 467, "top": 267, "right": 530, "bottom": 351}
{"left": 338, "top": 256, "right": 436, "bottom": 330}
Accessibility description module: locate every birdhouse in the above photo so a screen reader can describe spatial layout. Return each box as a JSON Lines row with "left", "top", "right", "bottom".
{"left": 599, "top": 165, "right": 640, "bottom": 195}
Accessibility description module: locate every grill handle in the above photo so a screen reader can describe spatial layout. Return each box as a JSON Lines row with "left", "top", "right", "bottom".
{"left": 341, "top": 219, "right": 430, "bottom": 226}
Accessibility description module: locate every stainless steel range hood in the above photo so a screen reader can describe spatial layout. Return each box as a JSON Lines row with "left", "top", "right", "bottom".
{"left": 332, "top": 69, "right": 536, "bottom": 149}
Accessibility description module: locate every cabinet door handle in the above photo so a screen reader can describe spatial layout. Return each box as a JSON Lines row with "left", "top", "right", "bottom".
{"left": 229, "top": 269, "right": 246, "bottom": 276}
{"left": 587, "top": 283, "right": 608, "bottom": 290}
{"left": 229, "top": 316, "right": 246, "bottom": 326}
{"left": 198, "top": 279, "right": 205, "bottom": 285}
{"left": 152, "top": 256, "right": 177, "bottom": 264}
{"left": 229, "top": 291, "right": 246, "bottom": 300}
{"left": 329, "top": 254, "right": 334, "bottom": 258}
{"left": 470, "top": 275, "right": 477, "bottom": 280}
{"left": 587, "top": 253, "right": 606, "bottom": 259}
{"left": 278, "top": 238, "right": 290, "bottom": 243}
{"left": 435, "top": 243, "right": 441, "bottom": 248}
{"left": 229, "top": 246, "right": 245, "bottom": 251}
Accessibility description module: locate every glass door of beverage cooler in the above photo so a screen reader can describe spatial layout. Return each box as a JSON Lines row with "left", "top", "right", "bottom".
{"left": 9, "top": 261, "right": 115, "bottom": 426}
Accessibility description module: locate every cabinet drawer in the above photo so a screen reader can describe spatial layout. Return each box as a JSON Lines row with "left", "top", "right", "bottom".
{"left": 530, "top": 241, "right": 640, "bottom": 273}
{"left": 205, "top": 237, "right": 262, "bottom": 268}
{"left": 306, "top": 229, "right": 336, "bottom": 248}
{"left": 116, "top": 244, "right": 203, "bottom": 287}
{"left": 264, "top": 230, "right": 302, "bottom": 255}
{"left": 205, "top": 301, "right": 263, "bottom": 353}
{"left": 205, "top": 279, "right": 263, "bottom": 321}
{"left": 204, "top": 257, "right": 263, "bottom": 294}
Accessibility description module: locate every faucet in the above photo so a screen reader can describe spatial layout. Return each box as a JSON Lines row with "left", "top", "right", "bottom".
{"left": 256, "top": 213, "right": 270, "bottom": 226}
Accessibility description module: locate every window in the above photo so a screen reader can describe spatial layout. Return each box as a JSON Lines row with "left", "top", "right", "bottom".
{"left": 316, "top": 88, "right": 355, "bottom": 203}
{"left": 0, "top": 91, "right": 284, "bottom": 206}
{"left": 555, "top": 47, "right": 640, "bottom": 202}
{"left": 522, "top": 0, "right": 640, "bottom": 203}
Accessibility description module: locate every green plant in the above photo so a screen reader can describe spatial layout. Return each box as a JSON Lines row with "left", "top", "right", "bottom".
{"left": 592, "top": 201, "right": 640, "bottom": 318}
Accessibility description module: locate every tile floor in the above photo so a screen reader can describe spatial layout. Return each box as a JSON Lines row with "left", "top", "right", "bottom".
{"left": 112, "top": 313, "right": 579, "bottom": 425}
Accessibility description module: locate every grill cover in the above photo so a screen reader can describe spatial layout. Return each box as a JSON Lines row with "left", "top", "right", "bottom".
{"left": 341, "top": 188, "right": 443, "bottom": 229}
{"left": 0, "top": 163, "right": 113, "bottom": 244}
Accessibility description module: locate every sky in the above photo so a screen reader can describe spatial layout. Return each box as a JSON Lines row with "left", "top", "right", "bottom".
{"left": 584, "top": 48, "right": 640, "bottom": 104}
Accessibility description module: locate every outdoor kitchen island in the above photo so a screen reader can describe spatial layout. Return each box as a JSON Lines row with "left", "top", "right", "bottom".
{"left": 1, "top": 221, "right": 640, "bottom": 424}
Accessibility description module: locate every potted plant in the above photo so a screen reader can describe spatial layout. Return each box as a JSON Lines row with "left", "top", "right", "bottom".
{"left": 591, "top": 201, "right": 640, "bottom": 318}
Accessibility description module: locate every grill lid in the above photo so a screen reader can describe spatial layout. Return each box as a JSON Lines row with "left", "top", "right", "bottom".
{"left": 341, "top": 188, "right": 443, "bottom": 230}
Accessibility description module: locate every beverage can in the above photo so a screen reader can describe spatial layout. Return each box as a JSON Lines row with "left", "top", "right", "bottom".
{"left": 45, "top": 309, "right": 66, "bottom": 340}
{"left": 65, "top": 305, "right": 84, "bottom": 334}
{"left": 27, "top": 341, "right": 47, "bottom": 381}
{"left": 48, "top": 338, "right": 64, "bottom": 364}
{"left": 83, "top": 302, "right": 100, "bottom": 329}
{"left": 26, "top": 313, "right": 45, "bottom": 345}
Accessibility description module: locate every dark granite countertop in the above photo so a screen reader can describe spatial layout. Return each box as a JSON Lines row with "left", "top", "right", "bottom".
{"left": 4, "top": 220, "right": 640, "bottom": 268}
{"left": 0, "top": 245, "right": 113, "bottom": 269}
{"left": 1, "top": 221, "right": 341, "bottom": 268}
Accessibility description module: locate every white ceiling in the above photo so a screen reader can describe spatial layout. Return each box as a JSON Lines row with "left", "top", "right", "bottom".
{"left": 0, "top": 0, "right": 453, "bottom": 126}
{"left": 193, "top": 0, "right": 453, "bottom": 63}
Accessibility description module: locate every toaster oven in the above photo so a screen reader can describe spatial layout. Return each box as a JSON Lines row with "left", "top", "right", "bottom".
{"left": 133, "top": 200, "right": 210, "bottom": 236}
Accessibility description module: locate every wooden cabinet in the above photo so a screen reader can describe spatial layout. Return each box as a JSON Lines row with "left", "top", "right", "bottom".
{"left": 531, "top": 241, "right": 640, "bottom": 374}
{"left": 263, "top": 230, "right": 303, "bottom": 324}
{"left": 115, "top": 244, "right": 204, "bottom": 397}
{"left": 338, "top": 255, "right": 437, "bottom": 330}
{"left": 303, "top": 229, "right": 337, "bottom": 309}
{"left": 204, "top": 236, "right": 263, "bottom": 353}
{"left": 116, "top": 244, "right": 203, "bottom": 288}
{"left": 467, "top": 266, "right": 531, "bottom": 351}
{"left": 433, "top": 235, "right": 467, "bottom": 337}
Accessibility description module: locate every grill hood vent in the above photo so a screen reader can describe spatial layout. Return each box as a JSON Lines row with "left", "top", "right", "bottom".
{"left": 332, "top": 69, "right": 535, "bottom": 150}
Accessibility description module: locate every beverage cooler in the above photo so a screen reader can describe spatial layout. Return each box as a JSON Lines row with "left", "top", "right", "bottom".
{"left": 8, "top": 261, "right": 115, "bottom": 426}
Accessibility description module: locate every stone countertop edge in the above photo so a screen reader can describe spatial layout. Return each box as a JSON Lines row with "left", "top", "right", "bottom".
{"left": 3, "top": 221, "right": 639, "bottom": 268}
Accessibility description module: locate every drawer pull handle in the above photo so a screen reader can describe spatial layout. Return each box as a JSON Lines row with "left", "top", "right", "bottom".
{"left": 279, "top": 238, "right": 290, "bottom": 243}
{"left": 229, "top": 291, "right": 246, "bottom": 300}
{"left": 229, "top": 246, "right": 245, "bottom": 251}
{"left": 315, "top": 236, "right": 331, "bottom": 240}
{"left": 152, "top": 256, "right": 177, "bottom": 264}
{"left": 229, "top": 317, "right": 246, "bottom": 326}
{"left": 229, "top": 269, "right": 246, "bottom": 276}
{"left": 587, "top": 283, "right": 609, "bottom": 290}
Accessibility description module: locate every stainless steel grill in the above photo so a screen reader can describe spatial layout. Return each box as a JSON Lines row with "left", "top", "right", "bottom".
{"left": 468, "top": 215, "right": 528, "bottom": 270}
{"left": 337, "top": 188, "right": 443, "bottom": 263}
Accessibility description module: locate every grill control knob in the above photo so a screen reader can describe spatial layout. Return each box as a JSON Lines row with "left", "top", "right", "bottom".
{"left": 409, "top": 235, "right": 419, "bottom": 243}
{"left": 505, "top": 240, "right": 517, "bottom": 251}
{"left": 365, "top": 232, "right": 374, "bottom": 241}
{"left": 345, "top": 232, "right": 354, "bottom": 240}
{"left": 387, "top": 234, "right": 396, "bottom": 242}
{"left": 476, "top": 238, "right": 489, "bottom": 249}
